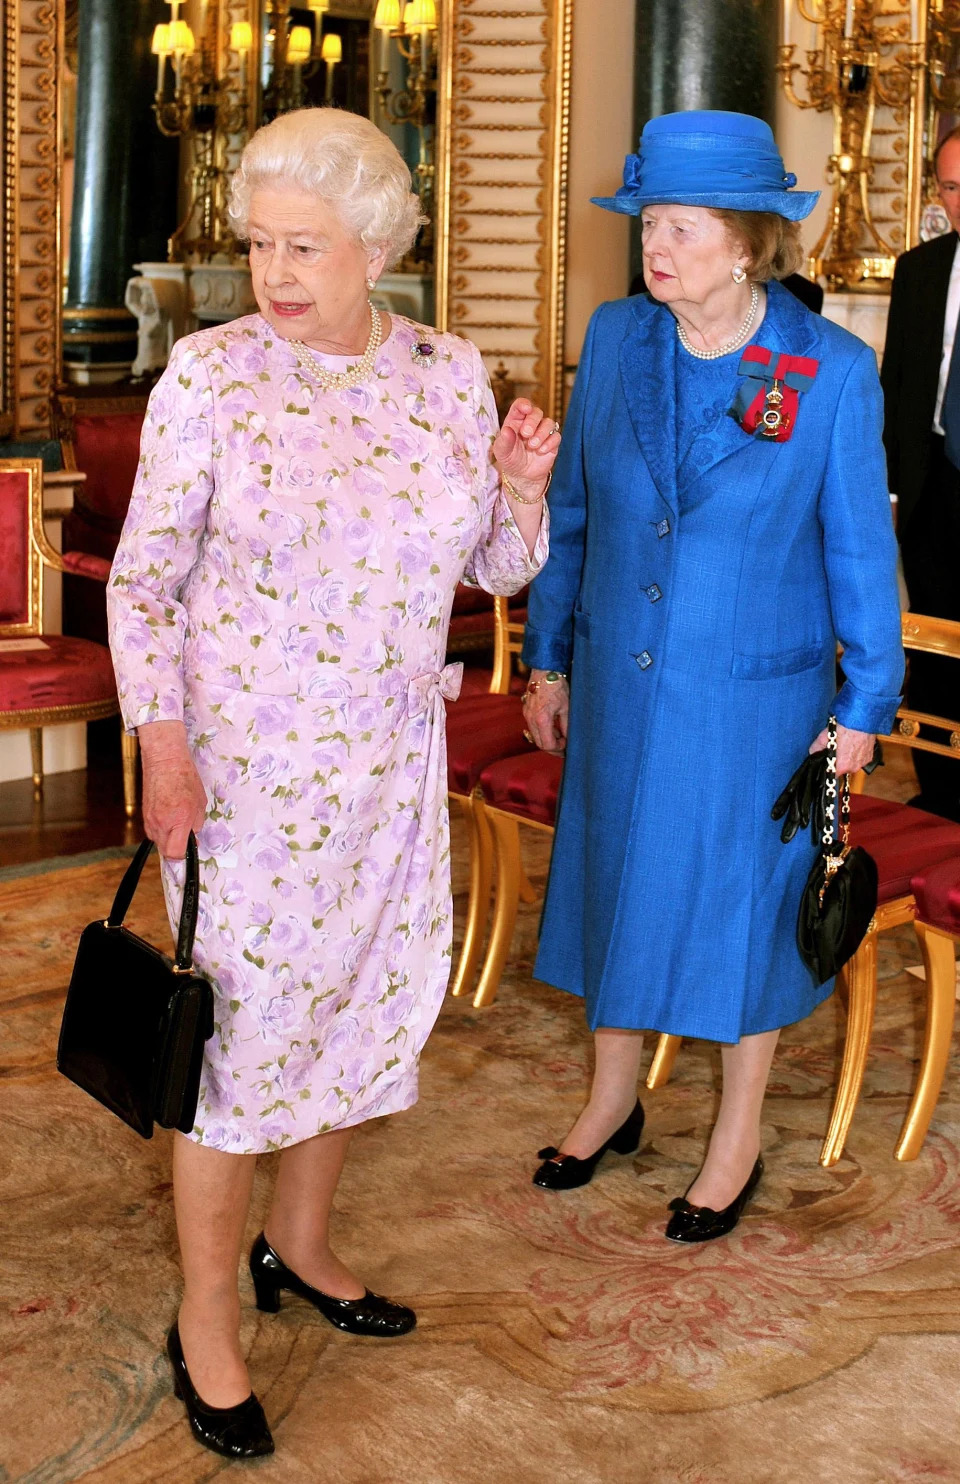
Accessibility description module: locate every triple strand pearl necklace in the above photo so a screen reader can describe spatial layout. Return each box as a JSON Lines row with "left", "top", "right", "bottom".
{"left": 675, "top": 282, "right": 760, "bottom": 361}
{"left": 289, "top": 303, "right": 383, "bottom": 392}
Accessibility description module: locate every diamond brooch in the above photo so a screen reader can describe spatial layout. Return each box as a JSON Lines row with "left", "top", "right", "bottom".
{"left": 409, "top": 339, "right": 438, "bottom": 369}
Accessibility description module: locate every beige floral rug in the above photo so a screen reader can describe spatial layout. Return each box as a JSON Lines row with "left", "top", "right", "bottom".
{"left": 2, "top": 819, "right": 959, "bottom": 1484}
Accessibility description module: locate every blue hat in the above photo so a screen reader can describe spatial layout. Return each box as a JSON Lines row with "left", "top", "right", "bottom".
{"left": 591, "top": 110, "right": 819, "bottom": 222}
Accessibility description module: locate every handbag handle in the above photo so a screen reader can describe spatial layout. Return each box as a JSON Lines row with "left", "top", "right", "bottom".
{"left": 106, "top": 832, "right": 200, "bottom": 973}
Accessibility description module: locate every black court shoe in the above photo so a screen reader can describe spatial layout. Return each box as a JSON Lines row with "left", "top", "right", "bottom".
{"left": 532, "top": 1099, "right": 646, "bottom": 1190}
{"left": 665, "top": 1156, "right": 764, "bottom": 1243}
{"left": 166, "top": 1323, "right": 274, "bottom": 1460}
{"left": 250, "top": 1233, "right": 416, "bottom": 1337}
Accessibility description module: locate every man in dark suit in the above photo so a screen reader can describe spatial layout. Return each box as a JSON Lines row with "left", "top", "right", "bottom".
{"left": 882, "top": 125, "right": 960, "bottom": 822}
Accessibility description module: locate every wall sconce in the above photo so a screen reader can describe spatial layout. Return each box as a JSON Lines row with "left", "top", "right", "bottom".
{"left": 150, "top": 0, "right": 252, "bottom": 260}
{"left": 374, "top": 0, "right": 439, "bottom": 263}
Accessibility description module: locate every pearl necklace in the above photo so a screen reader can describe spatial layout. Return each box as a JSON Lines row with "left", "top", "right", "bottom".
{"left": 675, "top": 283, "right": 760, "bottom": 361}
{"left": 290, "top": 303, "right": 383, "bottom": 391}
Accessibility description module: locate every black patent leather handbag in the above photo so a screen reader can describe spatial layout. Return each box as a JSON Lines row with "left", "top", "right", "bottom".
{"left": 57, "top": 832, "right": 214, "bottom": 1139}
{"left": 796, "top": 717, "right": 879, "bottom": 986}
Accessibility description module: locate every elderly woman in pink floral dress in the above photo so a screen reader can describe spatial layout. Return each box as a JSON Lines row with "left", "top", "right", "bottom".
{"left": 107, "top": 108, "right": 556, "bottom": 1460}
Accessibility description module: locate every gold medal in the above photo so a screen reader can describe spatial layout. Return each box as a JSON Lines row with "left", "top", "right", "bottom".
{"left": 759, "top": 378, "right": 788, "bottom": 438}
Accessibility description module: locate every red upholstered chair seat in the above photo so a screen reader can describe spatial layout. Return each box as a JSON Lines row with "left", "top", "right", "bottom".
{"left": 445, "top": 694, "right": 532, "bottom": 794}
{"left": 61, "top": 411, "right": 144, "bottom": 557}
{"left": 451, "top": 583, "right": 494, "bottom": 617}
{"left": 0, "top": 635, "right": 116, "bottom": 713}
{"left": 480, "top": 750, "right": 564, "bottom": 826}
{"left": 912, "top": 856, "right": 960, "bottom": 934}
{"left": 848, "top": 794, "right": 960, "bottom": 903}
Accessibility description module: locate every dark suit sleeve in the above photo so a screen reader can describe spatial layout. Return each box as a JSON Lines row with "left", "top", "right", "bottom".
{"left": 521, "top": 308, "right": 599, "bottom": 672}
{"left": 880, "top": 251, "right": 909, "bottom": 497}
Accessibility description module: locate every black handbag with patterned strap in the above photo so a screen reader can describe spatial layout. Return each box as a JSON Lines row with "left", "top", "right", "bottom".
{"left": 57, "top": 832, "right": 214, "bottom": 1138}
{"left": 796, "top": 717, "right": 879, "bottom": 986}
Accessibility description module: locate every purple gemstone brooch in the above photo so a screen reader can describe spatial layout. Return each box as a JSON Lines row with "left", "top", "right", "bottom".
{"left": 409, "top": 339, "right": 438, "bottom": 369}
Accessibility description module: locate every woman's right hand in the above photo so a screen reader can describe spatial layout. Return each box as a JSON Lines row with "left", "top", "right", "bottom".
{"left": 138, "top": 721, "right": 207, "bottom": 859}
{"left": 522, "top": 669, "right": 570, "bottom": 754}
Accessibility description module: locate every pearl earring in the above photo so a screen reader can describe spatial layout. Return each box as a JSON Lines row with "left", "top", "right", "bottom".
{"left": 731, "top": 264, "right": 747, "bottom": 284}
{"left": 366, "top": 276, "right": 376, "bottom": 291}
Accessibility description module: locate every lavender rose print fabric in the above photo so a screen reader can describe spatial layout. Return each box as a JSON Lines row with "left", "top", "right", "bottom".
{"left": 107, "top": 314, "right": 547, "bottom": 1152}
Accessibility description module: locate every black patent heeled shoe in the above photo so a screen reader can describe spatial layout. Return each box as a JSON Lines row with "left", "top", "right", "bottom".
{"left": 250, "top": 1233, "right": 416, "bottom": 1337}
{"left": 166, "top": 1323, "right": 274, "bottom": 1460}
{"left": 665, "top": 1156, "right": 764, "bottom": 1244}
{"left": 532, "top": 1099, "right": 645, "bottom": 1191}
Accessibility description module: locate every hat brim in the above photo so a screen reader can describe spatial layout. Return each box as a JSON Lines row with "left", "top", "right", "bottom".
{"left": 590, "top": 189, "right": 820, "bottom": 222}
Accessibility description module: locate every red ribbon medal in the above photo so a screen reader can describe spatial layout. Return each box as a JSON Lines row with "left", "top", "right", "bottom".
{"left": 732, "top": 345, "right": 819, "bottom": 443}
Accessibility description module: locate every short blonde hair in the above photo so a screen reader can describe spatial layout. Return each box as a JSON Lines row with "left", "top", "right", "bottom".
{"left": 228, "top": 108, "right": 425, "bottom": 267}
{"left": 711, "top": 209, "right": 805, "bottom": 282}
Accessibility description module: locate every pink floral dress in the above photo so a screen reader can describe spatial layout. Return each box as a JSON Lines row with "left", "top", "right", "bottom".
{"left": 107, "top": 313, "right": 546, "bottom": 1153}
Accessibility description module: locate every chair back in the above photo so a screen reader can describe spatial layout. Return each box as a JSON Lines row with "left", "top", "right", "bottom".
{"left": 885, "top": 613, "right": 960, "bottom": 763}
{"left": 0, "top": 459, "right": 60, "bottom": 637}
{"left": 490, "top": 595, "right": 526, "bottom": 694}
{"left": 52, "top": 388, "right": 148, "bottom": 559}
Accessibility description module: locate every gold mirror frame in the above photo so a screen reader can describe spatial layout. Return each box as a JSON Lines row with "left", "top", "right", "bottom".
{"left": 1, "top": 0, "right": 62, "bottom": 440}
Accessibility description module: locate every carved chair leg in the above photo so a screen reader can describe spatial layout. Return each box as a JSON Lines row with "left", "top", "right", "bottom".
{"left": 120, "top": 729, "right": 139, "bottom": 820}
{"left": 646, "top": 1033, "right": 682, "bottom": 1090}
{"left": 820, "top": 929, "right": 878, "bottom": 1166}
{"left": 29, "top": 728, "right": 43, "bottom": 794}
{"left": 895, "top": 922, "right": 958, "bottom": 1161}
{"left": 450, "top": 789, "right": 494, "bottom": 999}
{"left": 473, "top": 810, "right": 522, "bottom": 1009}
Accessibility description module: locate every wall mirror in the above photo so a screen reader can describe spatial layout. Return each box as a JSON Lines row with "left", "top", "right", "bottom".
{"left": 0, "top": 0, "right": 569, "bottom": 441}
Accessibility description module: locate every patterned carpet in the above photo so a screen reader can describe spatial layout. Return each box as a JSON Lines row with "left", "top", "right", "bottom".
{"left": 2, "top": 817, "right": 960, "bottom": 1484}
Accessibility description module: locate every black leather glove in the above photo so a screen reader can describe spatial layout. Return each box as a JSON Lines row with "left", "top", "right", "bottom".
{"left": 771, "top": 751, "right": 829, "bottom": 844}
{"left": 771, "top": 741, "right": 884, "bottom": 844}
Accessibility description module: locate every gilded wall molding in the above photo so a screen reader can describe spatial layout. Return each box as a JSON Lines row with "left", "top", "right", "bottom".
{"left": 435, "top": 0, "right": 571, "bottom": 421}
{"left": 2, "top": 0, "right": 61, "bottom": 439}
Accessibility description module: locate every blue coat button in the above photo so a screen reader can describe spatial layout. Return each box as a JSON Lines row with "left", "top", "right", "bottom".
{"left": 644, "top": 583, "right": 662, "bottom": 603}
{"left": 636, "top": 650, "right": 653, "bottom": 670}
{"left": 656, "top": 519, "right": 670, "bottom": 538}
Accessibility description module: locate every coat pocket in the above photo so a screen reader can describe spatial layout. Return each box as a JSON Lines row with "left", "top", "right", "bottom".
{"left": 731, "top": 641, "right": 825, "bottom": 680}
{"left": 573, "top": 607, "right": 591, "bottom": 641}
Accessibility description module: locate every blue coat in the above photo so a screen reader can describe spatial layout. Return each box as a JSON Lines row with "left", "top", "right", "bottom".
{"left": 522, "top": 282, "right": 904, "bottom": 1042}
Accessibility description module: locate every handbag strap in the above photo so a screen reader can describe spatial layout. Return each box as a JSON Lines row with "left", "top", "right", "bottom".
{"left": 821, "top": 715, "right": 851, "bottom": 853}
{"left": 106, "top": 832, "right": 200, "bottom": 973}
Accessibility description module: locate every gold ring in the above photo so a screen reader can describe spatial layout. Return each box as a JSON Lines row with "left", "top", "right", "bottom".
{"left": 523, "top": 729, "right": 534, "bottom": 744}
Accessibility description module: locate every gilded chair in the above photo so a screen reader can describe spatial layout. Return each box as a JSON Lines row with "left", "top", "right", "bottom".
{"left": 0, "top": 458, "right": 137, "bottom": 818}
{"left": 50, "top": 385, "right": 149, "bottom": 646}
{"left": 446, "top": 595, "right": 536, "bottom": 1000}
{"left": 470, "top": 748, "right": 563, "bottom": 1007}
{"left": 646, "top": 613, "right": 960, "bottom": 1166}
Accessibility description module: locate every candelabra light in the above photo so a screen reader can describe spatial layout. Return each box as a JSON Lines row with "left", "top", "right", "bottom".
{"left": 374, "top": 0, "right": 438, "bottom": 264}
{"left": 152, "top": 0, "right": 253, "bottom": 262}
{"left": 780, "top": 0, "right": 960, "bottom": 292}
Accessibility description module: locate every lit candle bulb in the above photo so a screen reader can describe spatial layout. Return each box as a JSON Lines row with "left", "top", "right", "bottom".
{"left": 844, "top": 0, "right": 855, "bottom": 38}
{"left": 321, "top": 32, "right": 342, "bottom": 104}
{"left": 152, "top": 23, "right": 171, "bottom": 91}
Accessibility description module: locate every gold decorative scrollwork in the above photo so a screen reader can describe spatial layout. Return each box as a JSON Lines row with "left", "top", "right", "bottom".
{"left": 2, "top": 0, "right": 61, "bottom": 438}
{"left": 435, "top": 0, "right": 570, "bottom": 420}
{"left": 899, "top": 717, "right": 921, "bottom": 737}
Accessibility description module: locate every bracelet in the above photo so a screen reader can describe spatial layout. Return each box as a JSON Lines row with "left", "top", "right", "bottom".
{"left": 522, "top": 670, "right": 567, "bottom": 700}
{"left": 501, "top": 471, "right": 552, "bottom": 505}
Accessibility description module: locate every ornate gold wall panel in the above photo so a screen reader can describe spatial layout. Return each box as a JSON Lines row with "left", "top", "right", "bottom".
{"left": 2, "top": 0, "right": 61, "bottom": 438}
{"left": 435, "top": 0, "right": 571, "bottom": 421}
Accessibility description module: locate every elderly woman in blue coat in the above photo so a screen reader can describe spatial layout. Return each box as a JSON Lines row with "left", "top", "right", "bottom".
{"left": 521, "top": 111, "right": 904, "bottom": 1241}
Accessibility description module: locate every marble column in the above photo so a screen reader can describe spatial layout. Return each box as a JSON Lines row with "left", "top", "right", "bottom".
{"left": 630, "top": 0, "right": 779, "bottom": 284}
{"left": 63, "top": 0, "right": 178, "bottom": 384}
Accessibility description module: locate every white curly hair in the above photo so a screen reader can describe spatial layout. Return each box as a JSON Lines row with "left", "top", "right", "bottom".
{"left": 228, "top": 108, "right": 426, "bottom": 266}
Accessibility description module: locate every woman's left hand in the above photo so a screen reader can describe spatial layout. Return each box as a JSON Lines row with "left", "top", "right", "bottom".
{"left": 493, "top": 398, "right": 561, "bottom": 499}
{"left": 808, "top": 723, "right": 876, "bottom": 776}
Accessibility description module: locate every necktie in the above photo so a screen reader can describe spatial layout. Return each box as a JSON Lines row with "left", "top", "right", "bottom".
{"left": 940, "top": 295, "right": 960, "bottom": 471}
